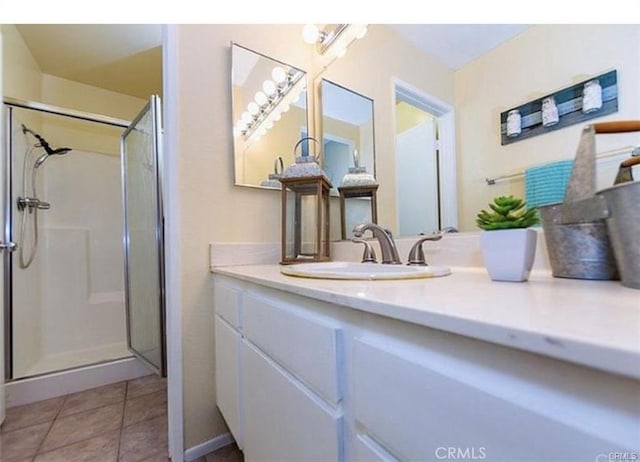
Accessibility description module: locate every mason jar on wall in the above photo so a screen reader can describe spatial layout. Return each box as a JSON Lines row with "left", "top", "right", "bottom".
{"left": 506, "top": 109, "right": 522, "bottom": 137}
{"left": 542, "top": 96, "right": 559, "bottom": 127}
{"left": 582, "top": 79, "right": 603, "bottom": 114}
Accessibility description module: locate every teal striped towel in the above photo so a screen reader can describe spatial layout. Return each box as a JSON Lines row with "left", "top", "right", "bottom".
{"left": 525, "top": 160, "right": 574, "bottom": 208}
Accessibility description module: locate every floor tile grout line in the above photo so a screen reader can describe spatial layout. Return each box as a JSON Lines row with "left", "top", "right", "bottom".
{"left": 30, "top": 415, "right": 58, "bottom": 461}
{"left": 117, "top": 382, "right": 129, "bottom": 460}
{"left": 32, "top": 400, "right": 127, "bottom": 457}
{"left": 27, "top": 394, "right": 68, "bottom": 461}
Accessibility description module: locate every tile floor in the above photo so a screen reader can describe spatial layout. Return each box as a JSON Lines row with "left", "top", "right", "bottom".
{"left": 0, "top": 375, "right": 244, "bottom": 462}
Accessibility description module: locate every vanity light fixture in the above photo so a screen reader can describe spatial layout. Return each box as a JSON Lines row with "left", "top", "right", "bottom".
{"left": 302, "top": 24, "right": 368, "bottom": 58}
{"left": 234, "top": 65, "right": 306, "bottom": 142}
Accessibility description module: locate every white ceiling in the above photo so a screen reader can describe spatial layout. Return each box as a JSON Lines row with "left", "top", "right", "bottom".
{"left": 13, "top": 24, "right": 530, "bottom": 101}
{"left": 389, "top": 24, "right": 531, "bottom": 69}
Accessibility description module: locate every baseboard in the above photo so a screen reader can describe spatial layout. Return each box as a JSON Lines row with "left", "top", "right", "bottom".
{"left": 184, "top": 433, "right": 234, "bottom": 461}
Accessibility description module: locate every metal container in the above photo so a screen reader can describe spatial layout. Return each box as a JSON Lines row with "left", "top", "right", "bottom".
{"left": 539, "top": 204, "right": 618, "bottom": 280}
{"left": 597, "top": 173, "right": 640, "bottom": 289}
{"left": 539, "top": 121, "right": 640, "bottom": 281}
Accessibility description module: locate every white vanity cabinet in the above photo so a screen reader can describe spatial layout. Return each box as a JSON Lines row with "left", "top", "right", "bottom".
{"left": 351, "top": 335, "right": 637, "bottom": 462}
{"left": 214, "top": 281, "right": 243, "bottom": 448}
{"left": 214, "top": 277, "right": 344, "bottom": 461}
{"left": 213, "top": 275, "right": 640, "bottom": 462}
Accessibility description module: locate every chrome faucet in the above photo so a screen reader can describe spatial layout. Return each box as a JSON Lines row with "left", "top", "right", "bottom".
{"left": 352, "top": 223, "right": 402, "bottom": 264}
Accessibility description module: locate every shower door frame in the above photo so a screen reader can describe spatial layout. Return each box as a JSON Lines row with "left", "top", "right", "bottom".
{"left": 2, "top": 97, "right": 130, "bottom": 380}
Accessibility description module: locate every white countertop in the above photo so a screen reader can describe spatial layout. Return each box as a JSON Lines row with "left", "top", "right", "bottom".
{"left": 212, "top": 264, "right": 640, "bottom": 380}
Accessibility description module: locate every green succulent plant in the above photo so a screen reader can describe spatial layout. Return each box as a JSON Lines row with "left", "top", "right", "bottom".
{"left": 476, "top": 195, "right": 539, "bottom": 231}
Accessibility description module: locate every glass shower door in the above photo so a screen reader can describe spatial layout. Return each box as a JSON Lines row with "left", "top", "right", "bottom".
{"left": 121, "top": 95, "right": 165, "bottom": 376}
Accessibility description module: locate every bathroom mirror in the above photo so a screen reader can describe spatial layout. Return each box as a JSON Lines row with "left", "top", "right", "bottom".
{"left": 231, "top": 43, "right": 308, "bottom": 188}
{"left": 320, "top": 79, "right": 375, "bottom": 195}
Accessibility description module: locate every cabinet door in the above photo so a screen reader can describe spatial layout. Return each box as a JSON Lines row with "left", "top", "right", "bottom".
{"left": 353, "top": 337, "right": 630, "bottom": 462}
{"left": 242, "top": 340, "right": 342, "bottom": 462}
{"left": 215, "top": 316, "right": 242, "bottom": 448}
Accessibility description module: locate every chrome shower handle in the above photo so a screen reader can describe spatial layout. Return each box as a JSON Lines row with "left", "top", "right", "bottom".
{"left": 407, "top": 233, "right": 444, "bottom": 266}
{"left": 17, "top": 197, "right": 50, "bottom": 211}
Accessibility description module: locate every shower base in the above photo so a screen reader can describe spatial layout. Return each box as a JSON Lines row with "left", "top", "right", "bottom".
{"left": 6, "top": 355, "right": 150, "bottom": 408}
{"left": 18, "top": 342, "right": 132, "bottom": 378}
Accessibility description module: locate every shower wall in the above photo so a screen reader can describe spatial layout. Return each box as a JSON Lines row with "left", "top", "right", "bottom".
{"left": 10, "top": 116, "right": 44, "bottom": 374}
{"left": 40, "top": 150, "right": 126, "bottom": 356}
{"left": 11, "top": 111, "right": 129, "bottom": 378}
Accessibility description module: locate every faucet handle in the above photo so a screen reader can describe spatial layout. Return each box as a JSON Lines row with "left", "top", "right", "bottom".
{"left": 351, "top": 238, "right": 377, "bottom": 263}
{"left": 407, "top": 233, "right": 443, "bottom": 266}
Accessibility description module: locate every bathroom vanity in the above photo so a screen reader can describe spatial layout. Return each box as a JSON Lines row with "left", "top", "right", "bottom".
{"left": 212, "top": 265, "right": 640, "bottom": 462}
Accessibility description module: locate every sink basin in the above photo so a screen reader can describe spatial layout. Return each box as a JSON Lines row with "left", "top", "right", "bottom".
{"left": 280, "top": 262, "right": 451, "bottom": 280}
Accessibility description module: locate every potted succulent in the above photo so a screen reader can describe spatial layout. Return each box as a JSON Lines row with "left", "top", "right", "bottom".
{"left": 476, "top": 195, "right": 539, "bottom": 282}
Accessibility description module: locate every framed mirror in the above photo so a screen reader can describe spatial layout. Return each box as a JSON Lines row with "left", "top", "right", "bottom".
{"left": 231, "top": 43, "right": 308, "bottom": 188}
{"left": 320, "top": 79, "right": 375, "bottom": 196}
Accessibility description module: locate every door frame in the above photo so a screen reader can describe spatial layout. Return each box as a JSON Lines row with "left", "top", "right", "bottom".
{"left": 392, "top": 78, "right": 458, "bottom": 232}
{"left": 162, "top": 24, "right": 184, "bottom": 462}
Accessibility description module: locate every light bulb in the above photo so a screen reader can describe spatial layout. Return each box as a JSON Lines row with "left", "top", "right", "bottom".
{"left": 233, "top": 126, "right": 241, "bottom": 138}
{"left": 265, "top": 120, "right": 274, "bottom": 130}
{"left": 272, "top": 66, "right": 287, "bottom": 84}
{"left": 237, "top": 120, "right": 247, "bottom": 131}
{"left": 255, "top": 91, "right": 268, "bottom": 106}
{"left": 263, "top": 80, "right": 277, "bottom": 96}
{"left": 248, "top": 102, "right": 260, "bottom": 115}
{"left": 302, "top": 24, "right": 319, "bottom": 44}
{"left": 281, "top": 103, "right": 290, "bottom": 113}
{"left": 257, "top": 127, "right": 267, "bottom": 136}
{"left": 273, "top": 112, "right": 282, "bottom": 122}
{"left": 241, "top": 112, "right": 252, "bottom": 124}
{"left": 354, "top": 24, "right": 368, "bottom": 39}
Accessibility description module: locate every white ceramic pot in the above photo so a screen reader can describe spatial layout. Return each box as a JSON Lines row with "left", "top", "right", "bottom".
{"left": 480, "top": 228, "right": 537, "bottom": 282}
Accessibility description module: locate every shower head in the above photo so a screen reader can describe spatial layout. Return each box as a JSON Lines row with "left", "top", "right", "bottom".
{"left": 22, "top": 124, "right": 72, "bottom": 168}
{"left": 34, "top": 147, "right": 72, "bottom": 169}
{"left": 22, "top": 124, "right": 72, "bottom": 156}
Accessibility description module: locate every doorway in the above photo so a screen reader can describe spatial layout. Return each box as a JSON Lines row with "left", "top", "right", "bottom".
{"left": 393, "top": 80, "right": 458, "bottom": 235}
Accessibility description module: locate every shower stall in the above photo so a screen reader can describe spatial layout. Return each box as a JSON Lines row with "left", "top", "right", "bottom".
{"left": 2, "top": 97, "right": 165, "bottom": 387}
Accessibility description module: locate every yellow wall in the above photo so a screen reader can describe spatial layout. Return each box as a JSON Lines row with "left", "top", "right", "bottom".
{"left": 1, "top": 25, "right": 42, "bottom": 102}
{"left": 173, "top": 24, "right": 316, "bottom": 447}
{"left": 454, "top": 24, "right": 640, "bottom": 230}
{"left": 396, "top": 101, "right": 432, "bottom": 134}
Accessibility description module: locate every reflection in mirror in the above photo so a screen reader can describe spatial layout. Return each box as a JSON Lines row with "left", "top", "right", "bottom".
{"left": 320, "top": 79, "right": 375, "bottom": 195}
{"left": 394, "top": 83, "right": 451, "bottom": 236}
{"left": 231, "top": 43, "right": 308, "bottom": 188}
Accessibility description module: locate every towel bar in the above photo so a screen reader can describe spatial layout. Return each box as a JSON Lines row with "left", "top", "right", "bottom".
{"left": 486, "top": 145, "right": 639, "bottom": 185}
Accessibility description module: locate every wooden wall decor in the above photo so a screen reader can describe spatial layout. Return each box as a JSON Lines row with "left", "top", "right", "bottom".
{"left": 500, "top": 70, "right": 618, "bottom": 145}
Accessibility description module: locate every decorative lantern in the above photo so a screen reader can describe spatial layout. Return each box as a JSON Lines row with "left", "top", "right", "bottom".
{"left": 279, "top": 137, "right": 332, "bottom": 264}
{"left": 337, "top": 150, "right": 378, "bottom": 240}
{"left": 260, "top": 156, "right": 284, "bottom": 189}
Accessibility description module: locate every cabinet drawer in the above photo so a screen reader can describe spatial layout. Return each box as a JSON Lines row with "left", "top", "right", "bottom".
{"left": 214, "top": 280, "right": 241, "bottom": 328}
{"left": 243, "top": 292, "right": 342, "bottom": 405}
{"left": 242, "top": 341, "right": 342, "bottom": 462}
{"left": 353, "top": 337, "right": 626, "bottom": 462}
{"left": 214, "top": 316, "right": 242, "bottom": 448}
